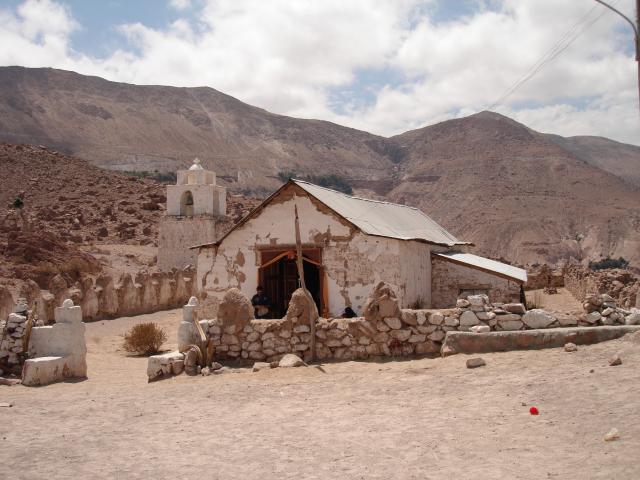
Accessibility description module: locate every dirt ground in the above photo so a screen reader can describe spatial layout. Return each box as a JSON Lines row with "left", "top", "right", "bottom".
{"left": 525, "top": 288, "right": 583, "bottom": 314}
{"left": 1, "top": 309, "right": 639, "bottom": 480}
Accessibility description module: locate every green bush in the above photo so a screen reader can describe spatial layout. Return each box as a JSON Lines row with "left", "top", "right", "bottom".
{"left": 122, "top": 322, "right": 167, "bottom": 355}
{"left": 588, "top": 257, "right": 630, "bottom": 271}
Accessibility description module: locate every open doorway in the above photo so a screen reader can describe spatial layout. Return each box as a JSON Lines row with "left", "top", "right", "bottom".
{"left": 258, "top": 248, "right": 323, "bottom": 318}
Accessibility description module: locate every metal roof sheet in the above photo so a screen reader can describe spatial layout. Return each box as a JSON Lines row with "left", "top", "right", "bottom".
{"left": 293, "top": 179, "right": 466, "bottom": 246}
{"left": 435, "top": 251, "right": 528, "bottom": 283}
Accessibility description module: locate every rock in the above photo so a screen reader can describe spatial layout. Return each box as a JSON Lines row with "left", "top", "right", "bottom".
{"left": 456, "top": 299, "right": 470, "bottom": 308}
{"left": 428, "top": 330, "right": 445, "bottom": 342}
{"left": 564, "top": 342, "right": 577, "bottom": 352}
{"left": 390, "top": 329, "right": 411, "bottom": 342}
{"left": 604, "top": 428, "right": 620, "bottom": 442}
{"left": 459, "top": 311, "right": 479, "bottom": 326}
{"left": 408, "top": 334, "right": 427, "bottom": 343}
{"left": 522, "top": 309, "right": 555, "bottom": 329}
{"left": 278, "top": 353, "right": 306, "bottom": 368}
{"left": 466, "top": 357, "right": 486, "bottom": 368}
{"left": 601, "top": 307, "right": 614, "bottom": 317}
{"left": 625, "top": 312, "right": 640, "bottom": 325}
{"left": 383, "top": 317, "right": 402, "bottom": 330}
{"left": 504, "top": 303, "right": 526, "bottom": 314}
{"left": 470, "top": 325, "right": 490, "bottom": 334}
{"left": 428, "top": 312, "right": 444, "bottom": 325}
{"left": 467, "top": 294, "right": 488, "bottom": 307}
{"left": 414, "top": 341, "right": 440, "bottom": 355}
{"left": 476, "top": 311, "right": 496, "bottom": 321}
{"left": 201, "top": 367, "right": 211, "bottom": 376}
{"left": 444, "top": 316, "right": 459, "bottom": 327}
{"left": 556, "top": 314, "right": 578, "bottom": 327}
{"left": 252, "top": 362, "right": 271, "bottom": 372}
{"left": 583, "top": 312, "right": 602, "bottom": 324}
{"left": 285, "top": 288, "right": 313, "bottom": 325}
{"left": 217, "top": 288, "right": 254, "bottom": 332}
{"left": 401, "top": 310, "right": 417, "bottom": 326}
{"left": 608, "top": 354, "right": 622, "bottom": 366}
{"left": 363, "top": 282, "right": 401, "bottom": 322}
{"left": 211, "top": 362, "right": 223, "bottom": 370}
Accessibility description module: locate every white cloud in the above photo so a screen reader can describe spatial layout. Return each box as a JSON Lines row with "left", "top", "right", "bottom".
{"left": 169, "top": 0, "right": 191, "bottom": 10}
{"left": 0, "top": 0, "right": 639, "bottom": 145}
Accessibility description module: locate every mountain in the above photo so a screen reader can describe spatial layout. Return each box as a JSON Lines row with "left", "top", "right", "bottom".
{"left": 0, "top": 66, "right": 400, "bottom": 195}
{"left": 388, "top": 111, "right": 640, "bottom": 267}
{"left": 1, "top": 67, "right": 639, "bottom": 268}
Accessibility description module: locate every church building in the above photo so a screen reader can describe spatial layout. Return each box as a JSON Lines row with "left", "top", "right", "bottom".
{"left": 192, "top": 179, "right": 526, "bottom": 318}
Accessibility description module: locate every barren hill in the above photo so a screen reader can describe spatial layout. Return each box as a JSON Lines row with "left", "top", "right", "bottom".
{"left": 2, "top": 67, "right": 640, "bottom": 268}
{"left": 0, "top": 66, "right": 399, "bottom": 195}
{"left": 388, "top": 111, "right": 640, "bottom": 267}
{"left": 0, "top": 142, "right": 260, "bottom": 288}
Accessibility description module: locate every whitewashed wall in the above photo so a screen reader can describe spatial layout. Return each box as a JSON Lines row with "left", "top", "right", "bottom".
{"left": 196, "top": 189, "right": 434, "bottom": 317}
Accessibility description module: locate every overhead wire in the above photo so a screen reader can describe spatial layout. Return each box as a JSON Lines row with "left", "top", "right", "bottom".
{"left": 488, "top": 1, "right": 619, "bottom": 111}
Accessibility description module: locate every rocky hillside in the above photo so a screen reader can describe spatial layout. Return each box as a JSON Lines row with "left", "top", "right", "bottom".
{"left": 0, "top": 66, "right": 399, "bottom": 195}
{"left": 388, "top": 112, "right": 640, "bottom": 268}
{"left": 0, "top": 142, "right": 260, "bottom": 289}
{"left": 2, "top": 67, "right": 640, "bottom": 268}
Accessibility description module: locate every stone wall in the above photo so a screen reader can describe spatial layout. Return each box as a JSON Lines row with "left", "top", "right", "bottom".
{"left": 0, "top": 267, "right": 197, "bottom": 324}
{"left": 525, "top": 264, "right": 565, "bottom": 290}
{"left": 564, "top": 265, "right": 640, "bottom": 308}
{"left": 431, "top": 255, "right": 521, "bottom": 308}
{"left": 164, "top": 282, "right": 635, "bottom": 374}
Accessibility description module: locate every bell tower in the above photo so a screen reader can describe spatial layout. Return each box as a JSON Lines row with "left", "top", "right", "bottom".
{"left": 158, "top": 159, "right": 226, "bottom": 271}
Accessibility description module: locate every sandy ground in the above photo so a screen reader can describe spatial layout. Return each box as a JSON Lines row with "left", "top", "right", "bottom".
{"left": 1, "top": 309, "right": 639, "bottom": 480}
{"left": 525, "top": 288, "right": 582, "bottom": 314}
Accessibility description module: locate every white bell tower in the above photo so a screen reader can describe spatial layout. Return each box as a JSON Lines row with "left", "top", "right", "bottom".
{"left": 158, "top": 159, "right": 226, "bottom": 271}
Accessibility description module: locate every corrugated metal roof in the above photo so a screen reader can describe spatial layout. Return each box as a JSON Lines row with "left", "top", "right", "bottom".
{"left": 435, "top": 251, "right": 528, "bottom": 283}
{"left": 293, "top": 179, "right": 467, "bottom": 246}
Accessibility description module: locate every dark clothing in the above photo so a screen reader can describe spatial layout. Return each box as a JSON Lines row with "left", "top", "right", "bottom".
{"left": 252, "top": 293, "right": 270, "bottom": 319}
{"left": 341, "top": 307, "right": 357, "bottom": 318}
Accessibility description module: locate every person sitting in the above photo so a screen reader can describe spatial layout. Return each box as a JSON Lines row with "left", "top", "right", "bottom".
{"left": 341, "top": 306, "right": 357, "bottom": 318}
{"left": 251, "top": 286, "right": 270, "bottom": 319}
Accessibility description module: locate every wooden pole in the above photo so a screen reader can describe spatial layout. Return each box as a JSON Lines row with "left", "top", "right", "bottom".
{"left": 294, "top": 203, "right": 317, "bottom": 362}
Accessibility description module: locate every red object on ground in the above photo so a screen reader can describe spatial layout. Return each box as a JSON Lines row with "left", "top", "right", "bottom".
{"left": 530, "top": 407, "right": 539, "bottom": 415}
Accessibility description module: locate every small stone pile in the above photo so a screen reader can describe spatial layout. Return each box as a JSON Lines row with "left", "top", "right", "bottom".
{"left": 455, "top": 295, "right": 556, "bottom": 330}
{"left": 582, "top": 294, "right": 640, "bottom": 326}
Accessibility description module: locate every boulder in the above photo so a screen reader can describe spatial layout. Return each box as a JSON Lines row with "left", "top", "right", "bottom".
{"left": 278, "top": 353, "right": 306, "bottom": 368}
{"left": 383, "top": 317, "right": 402, "bottom": 330}
{"left": 498, "top": 320, "right": 524, "bottom": 331}
{"left": 285, "top": 288, "right": 313, "bottom": 325}
{"left": 522, "top": 309, "right": 555, "bottom": 329}
{"left": 583, "top": 311, "right": 601, "bottom": 324}
{"left": 363, "top": 282, "right": 401, "bottom": 322}
{"left": 504, "top": 303, "right": 526, "bottom": 314}
{"left": 217, "top": 288, "right": 254, "bottom": 332}
{"left": 625, "top": 312, "right": 640, "bottom": 325}
{"left": 459, "top": 311, "right": 480, "bottom": 326}
{"left": 467, "top": 295, "right": 489, "bottom": 307}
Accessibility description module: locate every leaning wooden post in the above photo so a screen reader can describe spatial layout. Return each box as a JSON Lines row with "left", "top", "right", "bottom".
{"left": 294, "top": 203, "right": 318, "bottom": 362}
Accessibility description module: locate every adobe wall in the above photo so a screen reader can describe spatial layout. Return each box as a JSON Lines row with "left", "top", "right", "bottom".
{"left": 431, "top": 255, "right": 521, "bottom": 308}
{"left": 197, "top": 187, "right": 432, "bottom": 316}
{"left": 158, "top": 216, "right": 216, "bottom": 271}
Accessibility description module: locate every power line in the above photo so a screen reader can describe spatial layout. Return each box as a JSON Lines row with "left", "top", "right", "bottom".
{"left": 488, "top": 2, "right": 618, "bottom": 111}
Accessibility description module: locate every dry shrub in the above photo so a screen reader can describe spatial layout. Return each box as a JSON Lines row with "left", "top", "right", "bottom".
{"left": 122, "top": 322, "right": 167, "bottom": 355}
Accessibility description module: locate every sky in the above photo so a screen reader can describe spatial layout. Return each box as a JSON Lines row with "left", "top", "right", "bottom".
{"left": 1, "top": 0, "right": 639, "bottom": 145}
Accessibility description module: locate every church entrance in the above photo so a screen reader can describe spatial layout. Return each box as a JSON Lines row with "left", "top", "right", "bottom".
{"left": 258, "top": 248, "right": 324, "bottom": 318}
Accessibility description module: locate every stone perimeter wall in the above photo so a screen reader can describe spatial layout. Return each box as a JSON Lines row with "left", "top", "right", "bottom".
{"left": 564, "top": 265, "right": 640, "bottom": 308}
{"left": 174, "top": 283, "right": 639, "bottom": 367}
{"left": 0, "top": 267, "right": 197, "bottom": 325}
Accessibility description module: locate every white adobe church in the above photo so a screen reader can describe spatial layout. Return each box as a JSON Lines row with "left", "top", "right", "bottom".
{"left": 175, "top": 172, "right": 528, "bottom": 318}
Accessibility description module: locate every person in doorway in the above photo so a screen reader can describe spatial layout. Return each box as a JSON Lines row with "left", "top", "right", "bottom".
{"left": 252, "top": 286, "right": 270, "bottom": 319}
{"left": 341, "top": 306, "right": 357, "bottom": 318}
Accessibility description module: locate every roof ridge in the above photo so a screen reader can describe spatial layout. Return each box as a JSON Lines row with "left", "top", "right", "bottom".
{"left": 291, "top": 178, "right": 421, "bottom": 210}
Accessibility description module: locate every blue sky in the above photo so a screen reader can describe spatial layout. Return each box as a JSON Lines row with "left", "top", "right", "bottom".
{"left": 1, "top": 0, "right": 638, "bottom": 144}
